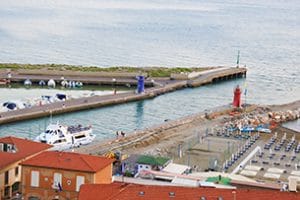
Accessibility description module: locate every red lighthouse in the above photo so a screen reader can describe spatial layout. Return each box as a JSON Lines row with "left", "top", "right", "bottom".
{"left": 233, "top": 85, "right": 241, "bottom": 107}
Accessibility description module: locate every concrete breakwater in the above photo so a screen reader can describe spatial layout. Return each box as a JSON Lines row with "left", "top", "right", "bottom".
{"left": 0, "top": 67, "right": 246, "bottom": 87}
{"left": 0, "top": 69, "right": 154, "bottom": 86}
{"left": 187, "top": 67, "right": 247, "bottom": 87}
{"left": 0, "top": 80, "right": 187, "bottom": 124}
{"left": 0, "top": 67, "right": 246, "bottom": 124}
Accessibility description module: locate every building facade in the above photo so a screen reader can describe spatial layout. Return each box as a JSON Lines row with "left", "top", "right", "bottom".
{"left": 21, "top": 151, "right": 114, "bottom": 200}
{"left": 0, "top": 136, "right": 51, "bottom": 200}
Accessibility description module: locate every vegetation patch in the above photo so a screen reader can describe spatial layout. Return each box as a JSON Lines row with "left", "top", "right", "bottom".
{"left": 206, "top": 176, "right": 231, "bottom": 185}
{"left": 0, "top": 63, "right": 213, "bottom": 78}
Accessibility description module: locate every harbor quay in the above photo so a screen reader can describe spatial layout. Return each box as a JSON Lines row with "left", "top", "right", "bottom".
{"left": 0, "top": 69, "right": 155, "bottom": 87}
{"left": 0, "top": 67, "right": 246, "bottom": 124}
{"left": 0, "top": 66, "right": 246, "bottom": 87}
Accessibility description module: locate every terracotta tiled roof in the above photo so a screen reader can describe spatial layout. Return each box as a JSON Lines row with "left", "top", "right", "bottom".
{"left": 79, "top": 182, "right": 300, "bottom": 200}
{"left": 0, "top": 136, "right": 52, "bottom": 169}
{"left": 21, "top": 151, "right": 114, "bottom": 172}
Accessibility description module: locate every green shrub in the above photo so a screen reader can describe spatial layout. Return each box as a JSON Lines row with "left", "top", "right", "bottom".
{"left": 0, "top": 63, "right": 211, "bottom": 77}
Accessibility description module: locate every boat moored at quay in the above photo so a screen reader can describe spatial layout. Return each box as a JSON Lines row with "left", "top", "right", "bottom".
{"left": 35, "top": 122, "right": 95, "bottom": 151}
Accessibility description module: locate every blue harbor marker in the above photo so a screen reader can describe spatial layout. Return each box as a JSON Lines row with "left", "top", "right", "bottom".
{"left": 137, "top": 76, "right": 145, "bottom": 94}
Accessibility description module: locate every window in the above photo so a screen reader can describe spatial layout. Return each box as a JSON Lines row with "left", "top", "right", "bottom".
{"left": 74, "top": 134, "right": 85, "bottom": 139}
{"left": 4, "top": 186, "right": 10, "bottom": 197}
{"left": 53, "top": 173, "right": 62, "bottom": 190}
{"left": 76, "top": 176, "right": 85, "bottom": 192}
{"left": 3, "top": 143, "right": 8, "bottom": 152}
{"left": 12, "top": 182, "right": 20, "bottom": 193}
{"left": 1, "top": 143, "right": 16, "bottom": 153}
{"left": 5, "top": 171, "right": 9, "bottom": 184}
{"left": 31, "top": 171, "right": 39, "bottom": 187}
{"left": 53, "top": 139, "right": 66, "bottom": 144}
{"left": 15, "top": 167, "right": 19, "bottom": 176}
{"left": 28, "top": 196, "right": 40, "bottom": 200}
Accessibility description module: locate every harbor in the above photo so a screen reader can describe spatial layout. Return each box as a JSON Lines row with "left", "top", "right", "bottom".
{"left": 1, "top": 1, "right": 300, "bottom": 199}
{"left": 0, "top": 67, "right": 246, "bottom": 124}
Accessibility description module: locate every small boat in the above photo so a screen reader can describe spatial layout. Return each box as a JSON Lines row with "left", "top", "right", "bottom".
{"left": 240, "top": 126, "right": 255, "bottom": 133}
{"left": 255, "top": 124, "right": 271, "bottom": 133}
{"left": 3, "top": 102, "right": 17, "bottom": 110}
{"left": 35, "top": 122, "right": 95, "bottom": 151}
{"left": 3, "top": 101, "right": 26, "bottom": 110}
{"left": 39, "top": 80, "right": 46, "bottom": 86}
{"left": 75, "top": 81, "right": 83, "bottom": 87}
{"left": 41, "top": 95, "right": 55, "bottom": 103}
{"left": 68, "top": 81, "right": 76, "bottom": 88}
{"left": 48, "top": 79, "right": 56, "bottom": 88}
{"left": 24, "top": 79, "right": 32, "bottom": 86}
{"left": 255, "top": 127, "right": 271, "bottom": 133}
{"left": 61, "top": 80, "right": 68, "bottom": 87}
{"left": 56, "top": 93, "right": 67, "bottom": 101}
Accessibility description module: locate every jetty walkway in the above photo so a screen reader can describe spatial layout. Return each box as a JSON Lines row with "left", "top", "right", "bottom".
{"left": 0, "top": 67, "right": 246, "bottom": 124}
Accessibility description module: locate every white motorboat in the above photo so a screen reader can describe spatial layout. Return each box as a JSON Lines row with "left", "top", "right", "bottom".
{"left": 35, "top": 122, "right": 95, "bottom": 151}
{"left": 48, "top": 79, "right": 56, "bottom": 88}
{"left": 24, "top": 79, "right": 32, "bottom": 86}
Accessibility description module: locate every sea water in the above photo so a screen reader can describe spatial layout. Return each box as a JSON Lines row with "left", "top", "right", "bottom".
{"left": 0, "top": 0, "right": 299, "bottom": 138}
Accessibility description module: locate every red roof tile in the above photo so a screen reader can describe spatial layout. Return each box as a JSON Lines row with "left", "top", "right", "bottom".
{"left": 21, "top": 151, "right": 114, "bottom": 173}
{"left": 79, "top": 182, "right": 300, "bottom": 200}
{"left": 0, "top": 136, "right": 52, "bottom": 169}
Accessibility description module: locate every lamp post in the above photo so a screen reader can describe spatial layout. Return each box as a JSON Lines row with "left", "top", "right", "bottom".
{"left": 112, "top": 78, "right": 116, "bottom": 94}
{"left": 236, "top": 50, "right": 240, "bottom": 68}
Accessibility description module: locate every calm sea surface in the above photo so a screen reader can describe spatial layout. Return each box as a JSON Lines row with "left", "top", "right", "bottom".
{"left": 0, "top": 0, "right": 299, "bottom": 139}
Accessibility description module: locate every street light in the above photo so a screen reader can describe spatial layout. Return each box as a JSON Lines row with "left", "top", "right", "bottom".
{"left": 112, "top": 78, "right": 116, "bottom": 94}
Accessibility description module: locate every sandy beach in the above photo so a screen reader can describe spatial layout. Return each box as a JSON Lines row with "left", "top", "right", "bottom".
{"left": 75, "top": 100, "right": 300, "bottom": 172}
